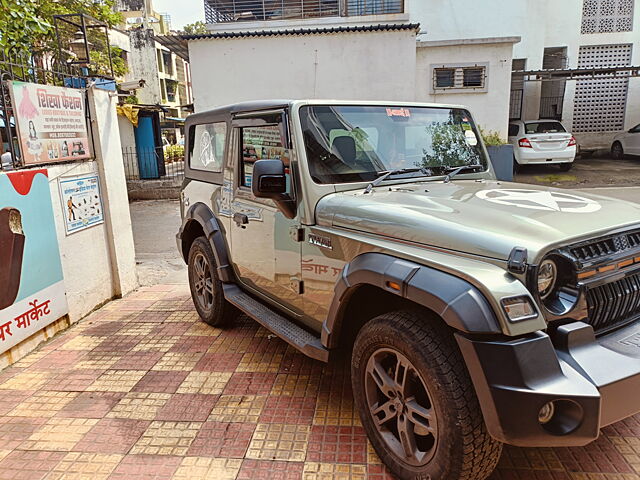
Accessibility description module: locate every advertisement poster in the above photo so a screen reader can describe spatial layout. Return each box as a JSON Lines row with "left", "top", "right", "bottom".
{"left": 0, "top": 169, "right": 68, "bottom": 355}
{"left": 58, "top": 174, "right": 104, "bottom": 235}
{"left": 9, "top": 80, "right": 91, "bottom": 165}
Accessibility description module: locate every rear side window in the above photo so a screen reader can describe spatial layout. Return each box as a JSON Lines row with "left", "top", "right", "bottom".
{"left": 508, "top": 124, "right": 519, "bottom": 137}
{"left": 524, "top": 122, "right": 566, "bottom": 134}
{"left": 189, "top": 122, "right": 227, "bottom": 173}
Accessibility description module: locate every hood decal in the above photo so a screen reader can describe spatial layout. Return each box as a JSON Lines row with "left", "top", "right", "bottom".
{"left": 475, "top": 189, "right": 601, "bottom": 213}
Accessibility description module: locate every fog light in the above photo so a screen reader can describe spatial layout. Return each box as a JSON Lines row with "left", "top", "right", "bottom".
{"left": 538, "top": 402, "right": 555, "bottom": 424}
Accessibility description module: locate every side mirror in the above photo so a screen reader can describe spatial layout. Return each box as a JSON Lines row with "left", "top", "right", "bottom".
{"left": 252, "top": 159, "right": 287, "bottom": 198}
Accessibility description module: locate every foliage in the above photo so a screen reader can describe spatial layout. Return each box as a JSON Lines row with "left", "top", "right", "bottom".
{"left": 183, "top": 21, "right": 207, "bottom": 35}
{"left": 89, "top": 46, "right": 128, "bottom": 78}
{"left": 418, "top": 122, "right": 482, "bottom": 168}
{"left": 123, "top": 94, "right": 138, "bottom": 104}
{"left": 479, "top": 128, "right": 507, "bottom": 146}
{"left": 164, "top": 144, "right": 184, "bottom": 162}
{"left": 0, "top": 0, "right": 123, "bottom": 74}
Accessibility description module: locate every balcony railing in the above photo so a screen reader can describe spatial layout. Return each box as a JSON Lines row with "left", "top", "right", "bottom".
{"left": 204, "top": 0, "right": 404, "bottom": 23}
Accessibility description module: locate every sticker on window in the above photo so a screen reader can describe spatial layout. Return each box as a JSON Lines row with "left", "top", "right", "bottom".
{"left": 198, "top": 130, "right": 215, "bottom": 167}
{"left": 386, "top": 108, "right": 411, "bottom": 118}
{"left": 465, "top": 129, "right": 478, "bottom": 146}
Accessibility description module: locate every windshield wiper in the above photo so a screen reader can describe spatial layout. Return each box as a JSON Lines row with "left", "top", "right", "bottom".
{"left": 364, "top": 168, "right": 430, "bottom": 194}
{"left": 443, "top": 164, "right": 484, "bottom": 183}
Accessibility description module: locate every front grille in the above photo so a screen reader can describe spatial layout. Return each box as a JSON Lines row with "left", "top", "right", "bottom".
{"left": 586, "top": 271, "right": 640, "bottom": 332}
{"left": 571, "top": 229, "right": 640, "bottom": 262}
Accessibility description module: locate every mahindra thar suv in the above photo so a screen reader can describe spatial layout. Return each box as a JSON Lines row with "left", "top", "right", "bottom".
{"left": 177, "top": 100, "right": 640, "bottom": 480}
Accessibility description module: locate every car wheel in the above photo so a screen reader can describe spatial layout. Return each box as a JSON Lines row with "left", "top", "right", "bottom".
{"left": 512, "top": 156, "right": 521, "bottom": 174}
{"left": 611, "top": 142, "right": 624, "bottom": 160}
{"left": 188, "top": 236, "right": 238, "bottom": 327}
{"left": 352, "top": 311, "right": 502, "bottom": 480}
{"left": 559, "top": 162, "right": 573, "bottom": 172}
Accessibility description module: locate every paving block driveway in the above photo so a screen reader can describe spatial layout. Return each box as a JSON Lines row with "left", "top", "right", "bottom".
{"left": 0, "top": 284, "right": 639, "bottom": 480}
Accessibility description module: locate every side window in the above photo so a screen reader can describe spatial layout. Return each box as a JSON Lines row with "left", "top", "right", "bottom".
{"left": 508, "top": 124, "right": 519, "bottom": 137}
{"left": 240, "top": 125, "right": 289, "bottom": 188}
{"left": 189, "top": 122, "right": 227, "bottom": 173}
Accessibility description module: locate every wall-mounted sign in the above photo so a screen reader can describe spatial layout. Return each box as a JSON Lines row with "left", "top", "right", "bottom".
{"left": 58, "top": 173, "right": 104, "bottom": 235}
{"left": 9, "top": 80, "right": 91, "bottom": 165}
{"left": 0, "top": 169, "right": 68, "bottom": 355}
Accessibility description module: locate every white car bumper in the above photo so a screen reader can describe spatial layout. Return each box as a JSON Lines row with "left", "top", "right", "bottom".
{"left": 516, "top": 146, "right": 576, "bottom": 165}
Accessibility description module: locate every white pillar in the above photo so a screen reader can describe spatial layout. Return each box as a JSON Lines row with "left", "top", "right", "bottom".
{"left": 87, "top": 87, "right": 138, "bottom": 297}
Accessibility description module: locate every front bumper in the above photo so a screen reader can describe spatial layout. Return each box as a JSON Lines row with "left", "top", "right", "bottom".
{"left": 456, "top": 320, "right": 640, "bottom": 447}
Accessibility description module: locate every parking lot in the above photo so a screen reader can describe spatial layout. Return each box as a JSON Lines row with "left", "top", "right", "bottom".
{"left": 515, "top": 154, "right": 640, "bottom": 188}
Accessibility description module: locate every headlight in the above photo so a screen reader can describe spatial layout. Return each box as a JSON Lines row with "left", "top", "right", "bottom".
{"left": 537, "top": 259, "right": 557, "bottom": 299}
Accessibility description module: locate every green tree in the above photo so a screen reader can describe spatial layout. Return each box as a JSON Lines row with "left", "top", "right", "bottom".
{"left": 183, "top": 21, "right": 207, "bottom": 35}
{"left": 0, "top": 0, "right": 122, "bottom": 75}
{"left": 418, "top": 122, "right": 481, "bottom": 168}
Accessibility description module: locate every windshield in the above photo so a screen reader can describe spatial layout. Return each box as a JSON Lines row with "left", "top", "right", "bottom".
{"left": 299, "top": 105, "right": 489, "bottom": 184}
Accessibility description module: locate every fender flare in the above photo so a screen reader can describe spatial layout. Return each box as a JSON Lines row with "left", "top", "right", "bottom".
{"left": 177, "top": 202, "right": 234, "bottom": 282}
{"left": 322, "top": 252, "right": 501, "bottom": 348}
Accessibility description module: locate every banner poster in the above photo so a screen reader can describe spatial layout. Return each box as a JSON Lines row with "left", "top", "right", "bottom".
{"left": 9, "top": 80, "right": 91, "bottom": 165}
{"left": 58, "top": 173, "right": 104, "bottom": 235}
{"left": 0, "top": 169, "right": 69, "bottom": 354}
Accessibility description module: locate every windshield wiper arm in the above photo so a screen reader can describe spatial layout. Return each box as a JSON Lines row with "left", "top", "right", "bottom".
{"left": 443, "top": 164, "right": 484, "bottom": 183}
{"left": 364, "top": 168, "right": 429, "bottom": 194}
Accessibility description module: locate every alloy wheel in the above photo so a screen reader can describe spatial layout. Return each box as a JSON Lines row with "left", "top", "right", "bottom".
{"left": 365, "top": 348, "right": 438, "bottom": 467}
{"left": 192, "top": 252, "right": 214, "bottom": 310}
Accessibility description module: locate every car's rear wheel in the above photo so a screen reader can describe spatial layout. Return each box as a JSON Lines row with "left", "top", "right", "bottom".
{"left": 512, "top": 156, "right": 521, "bottom": 174}
{"left": 351, "top": 311, "right": 502, "bottom": 480}
{"left": 611, "top": 141, "right": 624, "bottom": 160}
{"left": 188, "top": 236, "right": 238, "bottom": 327}
{"left": 559, "top": 162, "right": 573, "bottom": 171}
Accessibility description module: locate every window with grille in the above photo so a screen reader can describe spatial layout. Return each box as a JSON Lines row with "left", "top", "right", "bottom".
{"left": 431, "top": 64, "right": 487, "bottom": 92}
{"left": 572, "top": 44, "right": 632, "bottom": 133}
{"left": 581, "top": 0, "right": 634, "bottom": 33}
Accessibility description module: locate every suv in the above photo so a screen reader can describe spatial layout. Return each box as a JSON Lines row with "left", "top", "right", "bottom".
{"left": 177, "top": 101, "right": 640, "bottom": 480}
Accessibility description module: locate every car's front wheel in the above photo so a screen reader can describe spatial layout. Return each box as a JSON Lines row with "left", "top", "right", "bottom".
{"left": 611, "top": 141, "right": 624, "bottom": 160}
{"left": 351, "top": 311, "right": 502, "bottom": 480}
{"left": 188, "top": 236, "right": 238, "bottom": 327}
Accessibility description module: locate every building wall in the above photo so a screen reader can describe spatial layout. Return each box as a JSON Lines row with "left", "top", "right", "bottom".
{"left": 128, "top": 29, "right": 163, "bottom": 104}
{"left": 415, "top": 41, "right": 515, "bottom": 138}
{"left": 407, "top": 0, "right": 640, "bottom": 147}
{"left": 189, "top": 30, "right": 417, "bottom": 112}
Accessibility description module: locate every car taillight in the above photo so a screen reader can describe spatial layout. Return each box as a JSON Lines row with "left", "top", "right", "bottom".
{"left": 568, "top": 136, "right": 576, "bottom": 147}
{"left": 518, "top": 138, "right": 532, "bottom": 148}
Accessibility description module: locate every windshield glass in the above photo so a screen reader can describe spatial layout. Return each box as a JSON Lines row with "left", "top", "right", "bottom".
{"left": 524, "top": 121, "right": 566, "bottom": 134}
{"left": 299, "top": 105, "right": 489, "bottom": 184}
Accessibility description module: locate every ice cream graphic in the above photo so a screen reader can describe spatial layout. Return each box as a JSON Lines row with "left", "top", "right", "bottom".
{"left": 0, "top": 207, "right": 25, "bottom": 310}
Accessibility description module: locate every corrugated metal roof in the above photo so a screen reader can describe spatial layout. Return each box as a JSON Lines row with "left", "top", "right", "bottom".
{"left": 182, "top": 23, "right": 420, "bottom": 40}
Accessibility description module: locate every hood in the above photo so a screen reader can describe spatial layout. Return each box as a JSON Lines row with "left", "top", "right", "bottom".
{"left": 316, "top": 180, "right": 640, "bottom": 261}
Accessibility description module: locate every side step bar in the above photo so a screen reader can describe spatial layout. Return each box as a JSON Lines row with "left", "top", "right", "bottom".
{"left": 223, "top": 284, "right": 329, "bottom": 362}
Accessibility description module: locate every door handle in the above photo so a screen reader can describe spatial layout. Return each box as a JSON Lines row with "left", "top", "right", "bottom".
{"left": 233, "top": 213, "right": 249, "bottom": 227}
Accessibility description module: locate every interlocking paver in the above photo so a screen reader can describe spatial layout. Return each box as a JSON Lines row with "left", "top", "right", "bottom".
{"left": 172, "top": 457, "right": 242, "bottom": 479}
{"left": 176, "top": 371, "right": 231, "bottom": 394}
{"left": 20, "top": 417, "right": 98, "bottom": 451}
{"left": 0, "top": 283, "right": 638, "bottom": 479}
{"left": 43, "top": 452, "right": 123, "bottom": 480}
{"left": 73, "top": 418, "right": 150, "bottom": 454}
{"left": 208, "top": 395, "right": 266, "bottom": 423}
{"left": 246, "top": 423, "right": 310, "bottom": 462}
{"left": 130, "top": 421, "right": 201, "bottom": 456}
{"left": 106, "top": 392, "right": 172, "bottom": 420}
{"left": 187, "top": 421, "right": 255, "bottom": 458}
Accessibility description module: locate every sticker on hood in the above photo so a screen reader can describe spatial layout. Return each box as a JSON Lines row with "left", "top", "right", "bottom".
{"left": 476, "top": 189, "right": 601, "bottom": 213}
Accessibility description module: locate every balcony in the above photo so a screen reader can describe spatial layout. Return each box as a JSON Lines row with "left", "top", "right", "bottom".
{"left": 204, "top": 0, "right": 404, "bottom": 24}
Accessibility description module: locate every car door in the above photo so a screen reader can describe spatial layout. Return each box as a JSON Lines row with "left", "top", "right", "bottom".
{"left": 626, "top": 124, "right": 640, "bottom": 155}
{"left": 229, "top": 111, "right": 305, "bottom": 315}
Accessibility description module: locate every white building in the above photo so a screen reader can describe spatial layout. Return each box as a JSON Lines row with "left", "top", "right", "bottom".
{"left": 179, "top": 0, "right": 638, "bottom": 146}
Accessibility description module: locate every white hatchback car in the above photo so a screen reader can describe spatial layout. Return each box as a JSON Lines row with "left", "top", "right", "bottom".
{"left": 611, "top": 123, "right": 640, "bottom": 159}
{"left": 508, "top": 120, "right": 576, "bottom": 172}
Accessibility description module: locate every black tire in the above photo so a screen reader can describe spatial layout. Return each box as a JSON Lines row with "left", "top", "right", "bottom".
{"left": 187, "top": 236, "right": 238, "bottom": 327}
{"left": 611, "top": 141, "right": 624, "bottom": 160}
{"left": 559, "top": 162, "right": 573, "bottom": 171}
{"left": 512, "top": 156, "right": 520, "bottom": 175}
{"left": 351, "top": 311, "right": 502, "bottom": 480}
